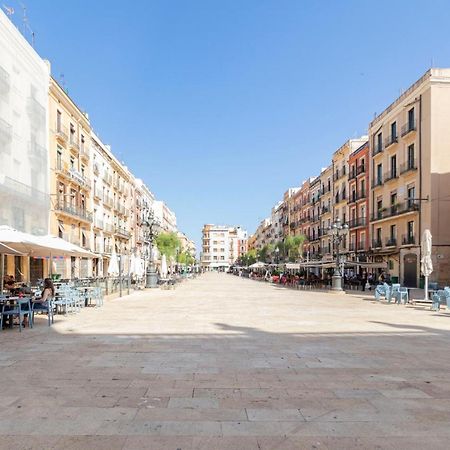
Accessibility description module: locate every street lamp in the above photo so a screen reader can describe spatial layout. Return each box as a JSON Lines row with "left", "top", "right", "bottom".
{"left": 274, "top": 247, "right": 280, "bottom": 265}
{"left": 143, "top": 209, "right": 160, "bottom": 288}
{"left": 328, "top": 217, "right": 349, "bottom": 291}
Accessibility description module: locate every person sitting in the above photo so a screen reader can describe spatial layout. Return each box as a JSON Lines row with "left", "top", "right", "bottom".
{"left": 34, "top": 278, "right": 55, "bottom": 305}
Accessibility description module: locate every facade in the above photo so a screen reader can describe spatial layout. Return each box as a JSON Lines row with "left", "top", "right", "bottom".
{"left": 153, "top": 200, "right": 177, "bottom": 233}
{"left": 332, "top": 137, "right": 368, "bottom": 257}
{"left": 348, "top": 141, "right": 369, "bottom": 263}
{"left": 49, "top": 77, "right": 93, "bottom": 279}
{"left": 319, "top": 165, "right": 333, "bottom": 260}
{"left": 308, "top": 176, "right": 322, "bottom": 259}
{"left": 201, "top": 224, "right": 247, "bottom": 270}
{"left": 369, "top": 68, "right": 450, "bottom": 286}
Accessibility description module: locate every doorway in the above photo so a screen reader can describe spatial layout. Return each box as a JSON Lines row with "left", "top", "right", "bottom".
{"left": 403, "top": 253, "right": 417, "bottom": 287}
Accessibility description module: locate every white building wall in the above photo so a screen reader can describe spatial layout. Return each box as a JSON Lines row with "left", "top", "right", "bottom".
{"left": 0, "top": 10, "right": 50, "bottom": 235}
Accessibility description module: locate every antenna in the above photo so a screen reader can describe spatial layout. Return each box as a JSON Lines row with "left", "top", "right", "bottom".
{"left": 18, "top": 1, "right": 35, "bottom": 47}
{"left": 2, "top": 4, "right": 14, "bottom": 16}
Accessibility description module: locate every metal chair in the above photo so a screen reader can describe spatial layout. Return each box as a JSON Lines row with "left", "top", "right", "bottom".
{"left": 32, "top": 298, "right": 54, "bottom": 326}
{"left": 432, "top": 288, "right": 450, "bottom": 311}
{"left": 1, "top": 298, "right": 33, "bottom": 332}
{"left": 375, "top": 283, "right": 391, "bottom": 301}
{"left": 396, "top": 287, "right": 409, "bottom": 305}
{"left": 389, "top": 283, "right": 400, "bottom": 303}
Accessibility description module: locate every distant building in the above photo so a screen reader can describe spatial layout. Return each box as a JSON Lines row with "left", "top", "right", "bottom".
{"left": 201, "top": 224, "right": 247, "bottom": 271}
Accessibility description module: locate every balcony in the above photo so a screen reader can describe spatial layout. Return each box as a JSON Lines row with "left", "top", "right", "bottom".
{"left": 372, "top": 142, "right": 383, "bottom": 156}
{"left": 400, "top": 160, "right": 417, "bottom": 175}
{"left": 103, "top": 172, "right": 113, "bottom": 185}
{"left": 103, "top": 223, "right": 114, "bottom": 234}
{"left": 55, "top": 201, "right": 93, "bottom": 223}
{"left": 69, "top": 137, "right": 80, "bottom": 153}
{"left": 103, "top": 195, "right": 113, "bottom": 208}
{"left": 94, "top": 243, "right": 103, "bottom": 253}
{"left": 402, "top": 234, "right": 416, "bottom": 246}
{"left": 115, "top": 226, "right": 131, "bottom": 239}
{"left": 104, "top": 244, "right": 113, "bottom": 254}
{"left": 333, "top": 169, "right": 346, "bottom": 182}
{"left": 348, "top": 191, "right": 367, "bottom": 204}
{"left": 371, "top": 177, "right": 383, "bottom": 188}
{"left": 385, "top": 237, "right": 397, "bottom": 247}
{"left": 372, "top": 239, "right": 383, "bottom": 249}
{"left": 356, "top": 165, "right": 366, "bottom": 176}
{"left": 348, "top": 217, "right": 366, "bottom": 229}
{"left": 384, "top": 170, "right": 398, "bottom": 183}
{"left": 348, "top": 170, "right": 357, "bottom": 181}
{"left": 93, "top": 163, "right": 100, "bottom": 175}
{"left": 401, "top": 120, "right": 416, "bottom": 137}
{"left": 55, "top": 125, "right": 68, "bottom": 143}
{"left": 384, "top": 134, "right": 398, "bottom": 149}
{"left": 357, "top": 241, "right": 366, "bottom": 251}
{"left": 321, "top": 206, "right": 330, "bottom": 214}
{"left": 370, "top": 200, "right": 419, "bottom": 222}
{"left": 80, "top": 145, "right": 90, "bottom": 160}
{"left": 335, "top": 192, "right": 347, "bottom": 204}
{"left": 93, "top": 218, "right": 104, "bottom": 229}
{"left": 55, "top": 161, "right": 91, "bottom": 189}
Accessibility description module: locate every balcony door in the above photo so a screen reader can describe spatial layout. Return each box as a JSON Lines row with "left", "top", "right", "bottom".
{"left": 403, "top": 253, "right": 417, "bottom": 287}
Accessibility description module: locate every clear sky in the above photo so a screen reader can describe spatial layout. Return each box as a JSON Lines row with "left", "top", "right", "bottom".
{"left": 9, "top": 0, "right": 450, "bottom": 250}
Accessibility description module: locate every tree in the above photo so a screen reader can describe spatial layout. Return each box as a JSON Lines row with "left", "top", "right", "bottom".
{"left": 177, "top": 250, "right": 195, "bottom": 265}
{"left": 155, "top": 232, "right": 181, "bottom": 260}
{"left": 275, "top": 234, "right": 306, "bottom": 262}
{"left": 258, "top": 243, "right": 274, "bottom": 263}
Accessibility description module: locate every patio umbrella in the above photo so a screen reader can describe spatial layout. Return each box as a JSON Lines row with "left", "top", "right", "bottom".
{"left": 161, "top": 254, "right": 168, "bottom": 279}
{"left": 421, "top": 229, "right": 433, "bottom": 301}
{"left": 108, "top": 251, "right": 120, "bottom": 276}
{"left": 136, "top": 258, "right": 145, "bottom": 278}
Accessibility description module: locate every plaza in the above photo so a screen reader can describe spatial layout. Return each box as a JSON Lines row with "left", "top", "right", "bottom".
{"left": 1, "top": 273, "right": 450, "bottom": 449}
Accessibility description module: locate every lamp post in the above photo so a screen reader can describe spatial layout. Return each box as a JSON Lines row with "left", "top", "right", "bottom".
{"left": 274, "top": 247, "right": 280, "bottom": 265}
{"left": 143, "top": 210, "right": 160, "bottom": 288}
{"left": 328, "top": 217, "right": 349, "bottom": 292}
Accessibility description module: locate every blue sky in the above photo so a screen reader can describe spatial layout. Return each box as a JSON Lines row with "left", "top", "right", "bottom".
{"left": 9, "top": 0, "right": 450, "bottom": 249}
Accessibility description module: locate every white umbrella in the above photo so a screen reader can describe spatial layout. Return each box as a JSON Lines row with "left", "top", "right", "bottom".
{"left": 108, "top": 251, "right": 120, "bottom": 276}
{"left": 161, "top": 254, "right": 168, "bottom": 279}
{"left": 136, "top": 258, "right": 145, "bottom": 278}
{"left": 421, "top": 229, "right": 433, "bottom": 301}
{"left": 249, "top": 261, "right": 266, "bottom": 269}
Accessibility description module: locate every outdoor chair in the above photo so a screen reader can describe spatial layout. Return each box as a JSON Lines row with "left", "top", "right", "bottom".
{"left": 389, "top": 283, "right": 401, "bottom": 303}
{"left": 32, "top": 298, "right": 54, "bottom": 326}
{"left": 374, "top": 283, "right": 391, "bottom": 301}
{"left": 1, "top": 298, "right": 33, "bottom": 332}
{"left": 432, "top": 289, "right": 450, "bottom": 311}
{"left": 396, "top": 286, "right": 409, "bottom": 305}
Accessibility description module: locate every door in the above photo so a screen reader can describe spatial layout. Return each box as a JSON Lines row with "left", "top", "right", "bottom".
{"left": 29, "top": 258, "right": 44, "bottom": 285}
{"left": 403, "top": 253, "right": 417, "bottom": 287}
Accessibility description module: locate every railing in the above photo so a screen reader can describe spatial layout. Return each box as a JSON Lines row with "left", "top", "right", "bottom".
{"left": 357, "top": 241, "right": 366, "bottom": 251}
{"left": 372, "top": 142, "right": 383, "bottom": 156}
{"left": 80, "top": 145, "right": 90, "bottom": 159}
{"left": 384, "top": 170, "right": 398, "bottom": 183}
{"left": 103, "top": 172, "right": 113, "bottom": 185}
{"left": 385, "top": 237, "right": 397, "bottom": 247}
{"left": 55, "top": 161, "right": 90, "bottom": 188}
{"left": 372, "top": 239, "right": 382, "bottom": 249}
{"left": 69, "top": 137, "right": 80, "bottom": 152}
{"left": 321, "top": 206, "right": 330, "bottom": 214}
{"left": 333, "top": 169, "right": 346, "bottom": 181}
{"left": 94, "top": 218, "right": 104, "bottom": 229}
{"left": 335, "top": 192, "right": 347, "bottom": 203}
{"left": 94, "top": 188, "right": 102, "bottom": 199}
{"left": 104, "top": 245, "right": 113, "bottom": 254}
{"left": 103, "top": 195, "right": 113, "bottom": 207}
{"left": 348, "top": 217, "right": 366, "bottom": 229}
{"left": 384, "top": 134, "right": 398, "bottom": 148}
{"left": 371, "top": 200, "right": 419, "bottom": 221}
{"left": 95, "top": 243, "right": 103, "bottom": 253}
{"left": 356, "top": 165, "right": 366, "bottom": 176}
{"left": 402, "top": 234, "right": 415, "bottom": 245}
{"left": 400, "top": 160, "right": 417, "bottom": 174}
{"left": 115, "top": 226, "right": 131, "bottom": 239}
{"left": 55, "top": 201, "right": 93, "bottom": 222}
{"left": 104, "top": 223, "right": 114, "bottom": 233}
{"left": 55, "top": 125, "right": 68, "bottom": 142}
{"left": 348, "top": 191, "right": 367, "bottom": 204}
{"left": 401, "top": 120, "right": 416, "bottom": 137}
{"left": 371, "top": 177, "right": 383, "bottom": 188}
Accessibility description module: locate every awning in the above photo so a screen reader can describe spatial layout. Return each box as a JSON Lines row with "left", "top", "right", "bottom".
{"left": 0, "top": 242, "right": 24, "bottom": 255}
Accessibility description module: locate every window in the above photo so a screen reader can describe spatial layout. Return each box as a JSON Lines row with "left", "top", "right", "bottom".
{"left": 377, "top": 132, "right": 382, "bottom": 151}
{"left": 360, "top": 179, "right": 365, "bottom": 196}
{"left": 407, "top": 221, "right": 414, "bottom": 239}
{"left": 377, "top": 164, "right": 382, "bottom": 183}
{"left": 377, "top": 198, "right": 383, "bottom": 211}
{"left": 391, "top": 121, "right": 397, "bottom": 140}
{"left": 57, "top": 110, "right": 62, "bottom": 131}
{"left": 56, "top": 147, "right": 62, "bottom": 170}
{"left": 407, "top": 186, "right": 415, "bottom": 207}
{"left": 390, "top": 155, "right": 397, "bottom": 178}
{"left": 360, "top": 158, "right": 365, "bottom": 171}
{"left": 408, "top": 107, "right": 415, "bottom": 129}
{"left": 390, "top": 224, "right": 396, "bottom": 240}
{"left": 390, "top": 192, "right": 397, "bottom": 206}
{"left": 407, "top": 144, "right": 415, "bottom": 168}
{"left": 376, "top": 228, "right": 382, "bottom": 244}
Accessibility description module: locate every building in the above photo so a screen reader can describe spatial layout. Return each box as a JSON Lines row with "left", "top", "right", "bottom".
{"left": 201, "top": 224, "right": 247, "bottom": 271}
{"left": 348, "top": 141, "right": 369, "bottom": 263}
{"left": 308, "top": 176, "right": 322, "bottom": 259}
{"left": 0, "top": 10, "right": 50, "bottom": 283}
{"left": 319, "top": 165, "right": 333, "bottom": 259}
{"left": 48, "top": 77, "right": 93, "bottom": 279}
{"left": 153, "top": 200, "right": 177, "bottom": 234}
{"left": 281, "top": 188, "right": 299, "bottom": 237}
{"left": 177, "top": 231, "right": 196, "bottom": 258}
{"left": 369, "top": 68, "right": 450, "bottom": 287}
{"left": 332, "top": 137, "right": 368, "bottom": 258}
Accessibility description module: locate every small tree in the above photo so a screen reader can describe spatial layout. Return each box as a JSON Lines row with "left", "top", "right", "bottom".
{"left": 155, "top": 232, "right": 181, "bottom": 260}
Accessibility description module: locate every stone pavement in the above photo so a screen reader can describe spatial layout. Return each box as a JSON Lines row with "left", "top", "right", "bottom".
{"left": 1, "top": 273, "right": 450, "bottom": 449}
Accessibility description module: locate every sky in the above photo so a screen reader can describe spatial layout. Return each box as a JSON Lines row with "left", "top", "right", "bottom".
{"left": 7, "top": 0, "right": 450, "bottom": 250}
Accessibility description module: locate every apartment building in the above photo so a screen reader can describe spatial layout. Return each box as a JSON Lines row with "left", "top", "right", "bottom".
{"left": 253, "top": 218, "right": 271, "bottom": 251}
{"left": 369, "top": 68, "right": 450, "bottom": 286}
{"left": 177, "top": 231, "right": 197, "bottom": 258}
{"left": 281, "top": 188, "right": 299, "bottom": 237}
{"left": 319, "top": 165, "right": 333, "bottom": 259}
{"left": 332, "top": 137, "right": 368, "bottom": 257}
{"left": 49, "top": 77, "right": 93, "bottom": 279}
{"left": 0, "top": 10, "right": 50, "bottom": 283}
{"left": 309, "top": 176, "right": 322, "bottom": 259}
{"left": 134, "top": 178, "right": 155, "bottom": 257}
{"left": 269, "top": 201, "right": 284, "bottom": 245}
{"left": 348, "top": 141, "right": 369, "bottom": 260}
{"left": 201, "top": 224, "right": 247, "bottom": 271}
{"left": 298, "top": 179, "right": 312, "bottom": 257}
{"left": 153, "top": 200, "right": 177, "bottom": 234}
